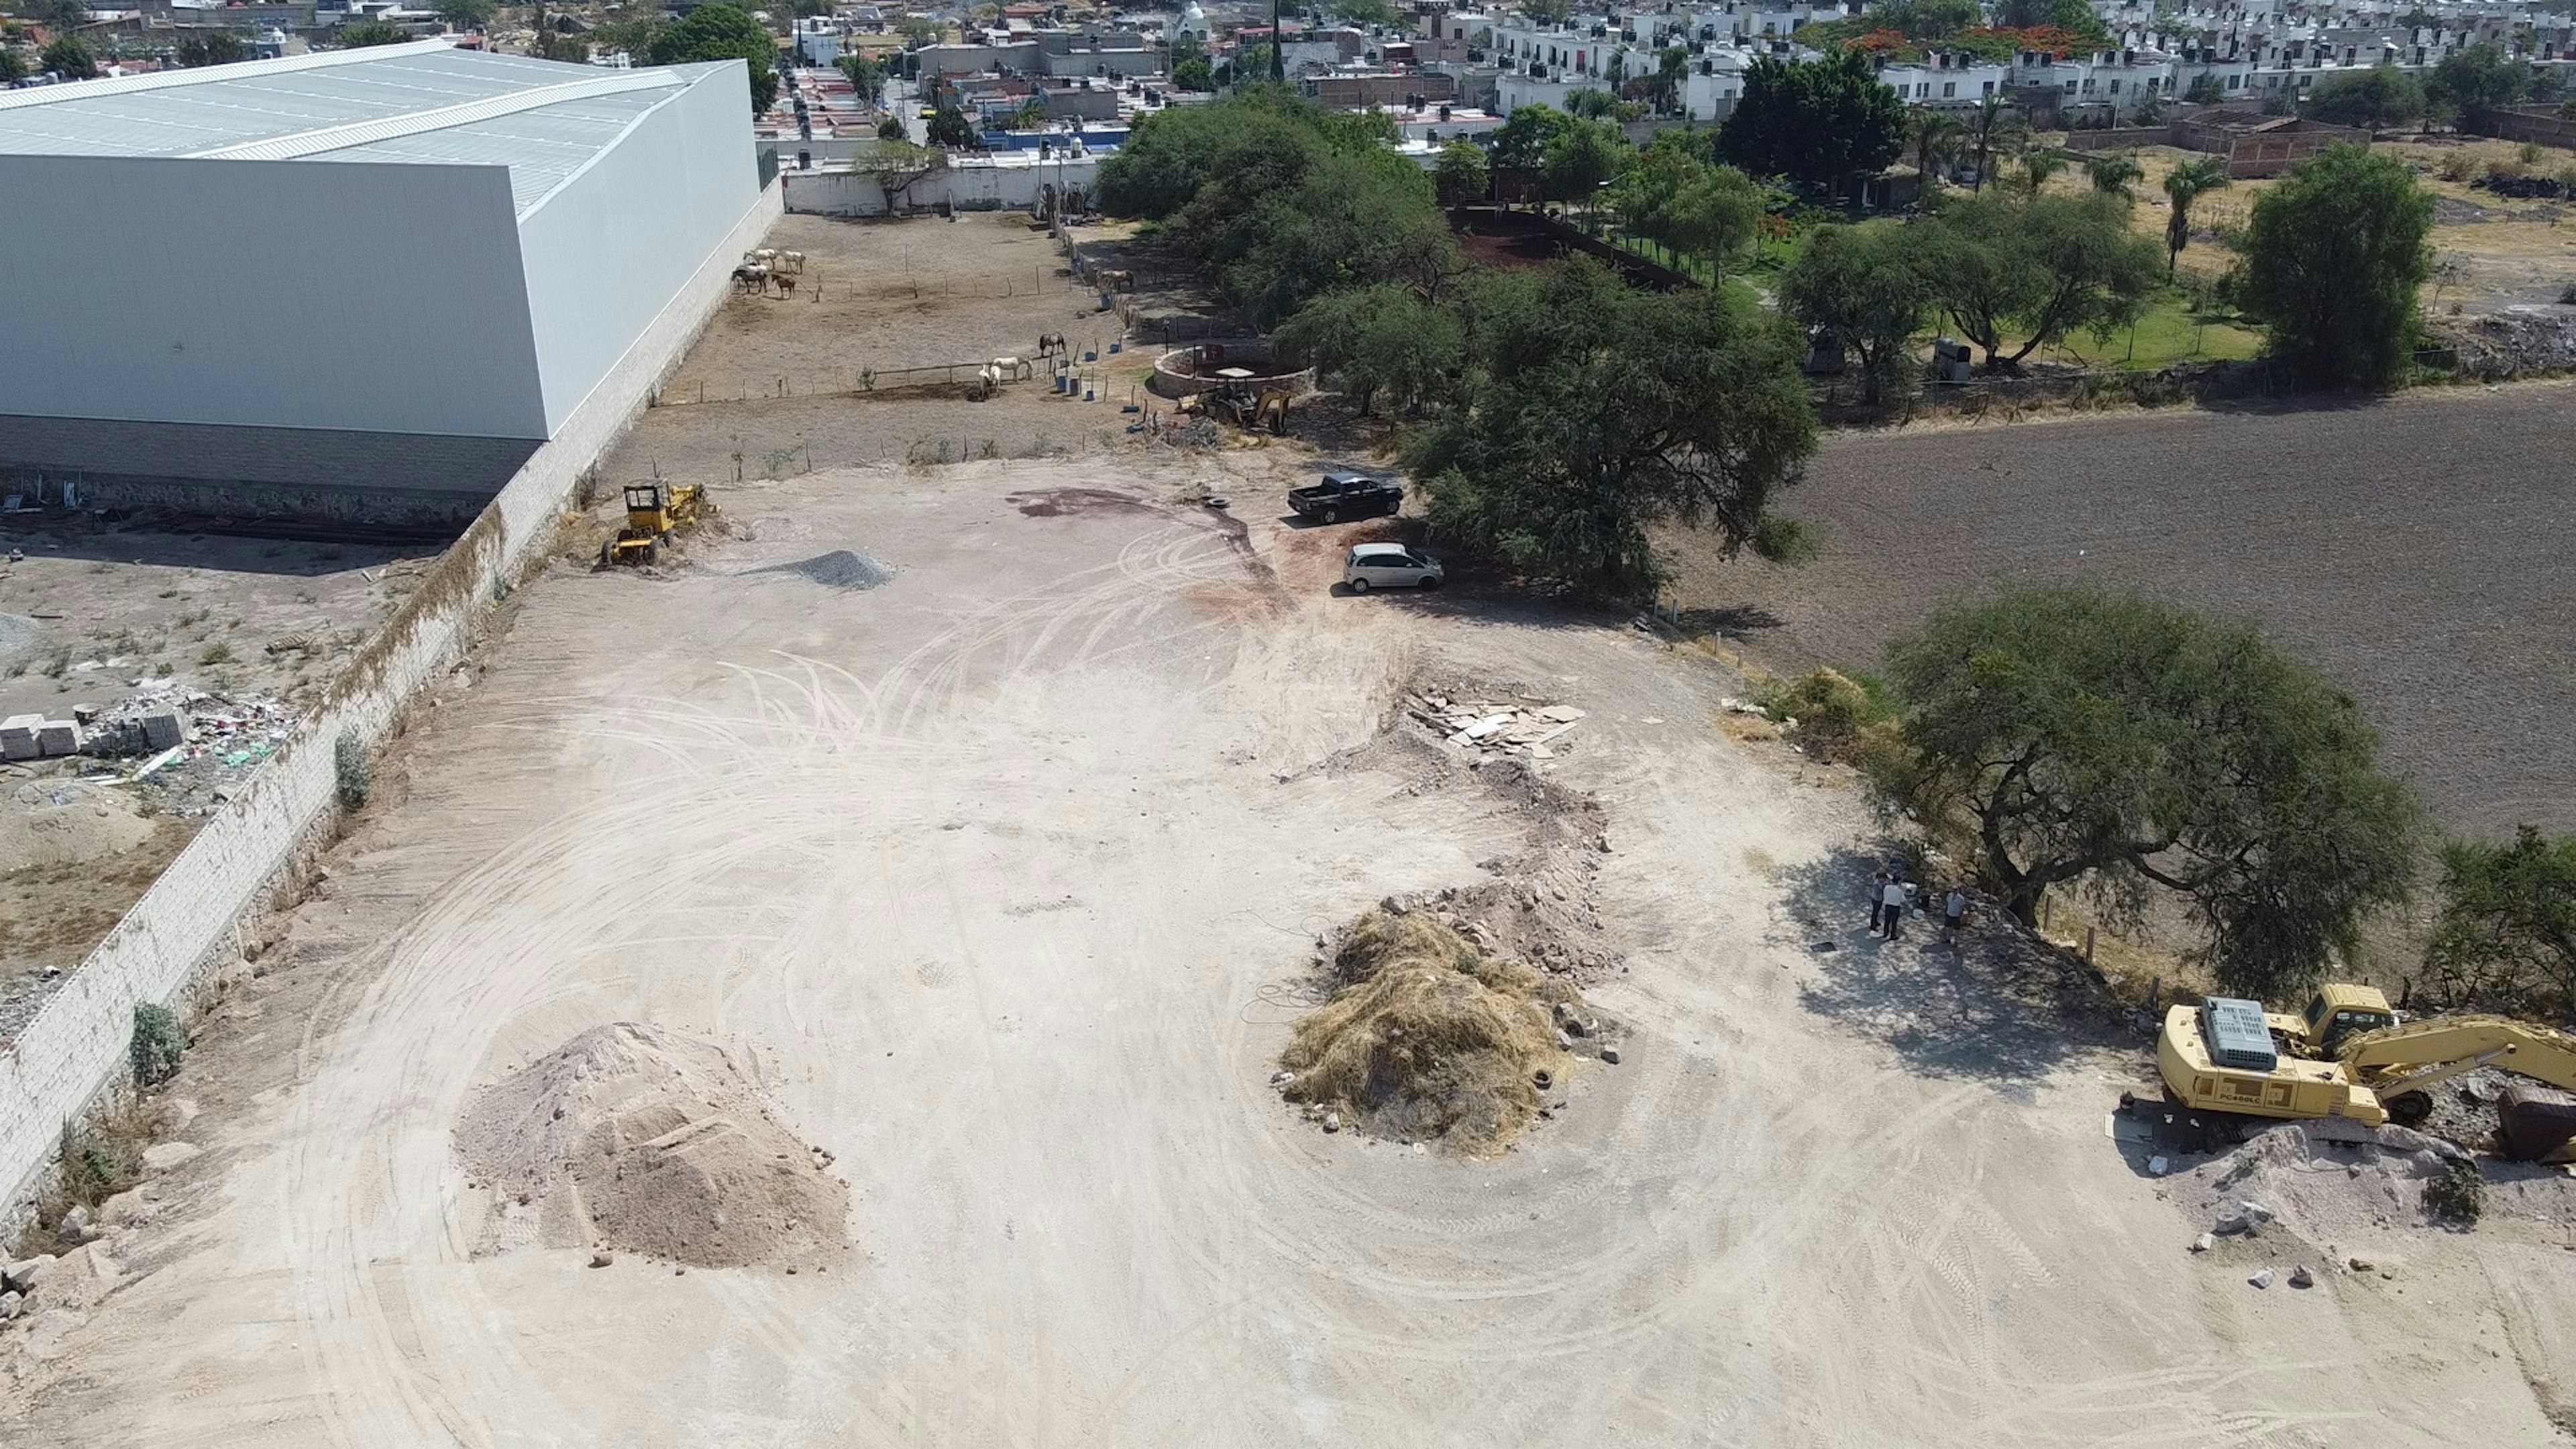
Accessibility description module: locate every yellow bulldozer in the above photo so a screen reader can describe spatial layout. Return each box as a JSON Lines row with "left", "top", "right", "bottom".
{"left": 2139, "top": 981, "right": 2576, "bottom": 1160}
{"left": 600, "top": 482, "right": 706, "bottom": 566}
{"left": 1176, "top": 375, "right": 1291, "bottom": 435}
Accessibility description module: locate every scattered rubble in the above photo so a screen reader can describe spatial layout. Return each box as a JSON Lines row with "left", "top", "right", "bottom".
{"left": 1403, "top": 690, "right": 1585, "bottom": 762}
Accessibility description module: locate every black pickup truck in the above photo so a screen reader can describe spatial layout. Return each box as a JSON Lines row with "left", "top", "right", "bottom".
{"left": 1288, "top": 471, "right": 1405, "bottom": 523}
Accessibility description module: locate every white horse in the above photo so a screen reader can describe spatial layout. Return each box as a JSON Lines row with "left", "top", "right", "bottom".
{"left": 988, "top": 355, "right": 1032, "bottom": 381}
{"left": 773, "top": 250, "right": 806, "bottom": 274}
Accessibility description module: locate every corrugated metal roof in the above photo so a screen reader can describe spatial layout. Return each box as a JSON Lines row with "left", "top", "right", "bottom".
{"left": 0, "top": 43, "right": 716, "bottom": 216}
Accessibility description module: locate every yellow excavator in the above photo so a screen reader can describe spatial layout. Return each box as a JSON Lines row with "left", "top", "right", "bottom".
{"left": 2143, "top": 982, "right": 2576, "bottom": 1160}
{"left": 600, "top": 482, "right": 706, "bottom": 566}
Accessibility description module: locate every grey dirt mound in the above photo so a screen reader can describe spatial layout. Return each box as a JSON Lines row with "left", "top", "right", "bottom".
{"left": 454, "top": 1022, "right": 847, "bottom": 1270}
{"left": 755, "top": 549, "right": 896, "bottom": 590}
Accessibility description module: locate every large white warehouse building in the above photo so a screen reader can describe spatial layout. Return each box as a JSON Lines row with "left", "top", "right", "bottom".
{"left": 0, "top": 42, "right": 763, "bottom": 523}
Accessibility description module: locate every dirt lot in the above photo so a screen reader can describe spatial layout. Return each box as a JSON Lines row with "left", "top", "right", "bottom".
{"left": 0, "top": 516, "right": 435, "bottom": 1038}
{"left": 2076, "top": 142, "right": 2576, "bottom": 317}
{"left": 623, "top": 212, "right": 1175, "bottom": 476}
{"left": 1666, "top": 380, "right": 2576, "bottom": 840}
{"left": 5, "top": 437, "right": 2569, "bottom": 1443}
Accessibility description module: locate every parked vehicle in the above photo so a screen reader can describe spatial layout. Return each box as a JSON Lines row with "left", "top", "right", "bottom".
{"left": 1289, "top": 471, "right": 1404, "bottom": 523}
{"left": 1343, "top": 543, "right": 1444, "bottom": 593}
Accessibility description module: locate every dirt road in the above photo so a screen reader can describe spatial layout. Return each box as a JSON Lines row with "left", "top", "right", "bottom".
{"left": 1666, "top": 380, "right": 2576, "bottom": 838}
{"left": 6, "top": 458, "right": 2569, "bottom": 1445}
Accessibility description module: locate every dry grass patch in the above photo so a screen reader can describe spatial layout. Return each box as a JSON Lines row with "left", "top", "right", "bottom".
{"left": 1280, "top": 910, "right": 1585, "bottom": 1155}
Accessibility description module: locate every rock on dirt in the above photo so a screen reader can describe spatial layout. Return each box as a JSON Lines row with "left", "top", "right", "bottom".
{"left": 2179, "top": 1122, "right": 2486, "bottom": 1240}
{"left": 454, "top": 1022, "right": 847, "bottom": 1271}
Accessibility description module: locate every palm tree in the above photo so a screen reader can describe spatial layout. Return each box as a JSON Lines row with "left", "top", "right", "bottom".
{"left": 2088, "top": 153, "right": 2143, "bottom": 199}
{"left": 2161, "top": 155, "right": 2232, "bottom": 274}
{"left": 1965, "top": 96, "right": 2025, "bottom": 193}
{"left": 2018, "top": 150, "right": 2066, "bottom": 196}
{"left": 1909, "top": 110, "right": 1966, "bottom": 187}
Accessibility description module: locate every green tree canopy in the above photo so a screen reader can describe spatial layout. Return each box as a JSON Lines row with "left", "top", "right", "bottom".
{"left": 433, "top": 0, "right": 494, "bottom": 30}
{"left": 1275, "top": 283, "right": 1464, "bottom": 416}
{"left": 336, "top": 20, "right": 411, "bottom": 46}
{"left": 2161, "top": 154, "right": 2229, "bottom": 273}
{"left": 1779, "top": 221, "right": 1930, "bottom": 404}
{"left": 1715, "top": 50, "right": 1907, "bottom": 192}
{"left": 1172, "top": 54, "right": 1214, "bottom": 91}
{"left": 40, "top": 33, "right": 96, "bottom": 78}
{"left": 1433, "top": 136, "right": 1489, "bottom": 205}
{"left": 2304, "top": 64, "right": 2426, "bottom": 129}
{"left": 172, "top": 29, "right": 247, "bottom": 67}
{"left": 1095, "top": 90, "right": 1456, "bottom": 324}
{"left": 1564, "top": 86, "right": 1621, "bottom": 119}
{"left": 1870, "top": 0, "right": 1981, "bottom": 40}
{"left": 1866, "top": 587, "right": 2420, "bottom": 999}
{"left": 2239, "top": 144, "right": 2432, "bottom": 386}
{"left": 2183, "top": 72, "right": 2226, "bottom": 105}
{"left": 876, "top": 114, "right": 906, "bottom": 140}
{"left": 0, "top": 46, "right": 27, "bottom": 85}
{"left": 1614, "top": 132, "right": 1764, "bottom": 263}
{"left": 1488, "top": 102, "right": 1572, "bottom": 170}
{"left": 925, "top": 101, "right": 977, "bottom": 146}
{"left": 1916, "top": 191, "right": 2163, "bottom": 367}
{"left": 837, "top": 50, "right": 885, "bottom": 95}
{"left": 1407, "top": 260, "right": 1816, "bottom": 596}
{"left": 2424, "top": 827, "right": 2576, "bottom": 1021}
{"left": 647, "top": 3, "right": 779, "bottom": 114}
{"left": 2428, "top": 42, "right": 2530, "bottom": 117}
{"left": 2087, "top": 152, "right": 2141, "bottom": 198}
{"left": 1540, "top": 115, "right": 1631, "bottom": 213}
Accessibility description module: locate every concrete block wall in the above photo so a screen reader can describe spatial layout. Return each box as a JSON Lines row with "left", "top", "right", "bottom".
{"left": 0, "top": 180, "right": 786, "bottom": 1236}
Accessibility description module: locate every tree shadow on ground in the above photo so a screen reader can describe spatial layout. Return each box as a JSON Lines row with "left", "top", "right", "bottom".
{"left": 1676, "top": 604, "right": 1787, "bottom": 637}
{"left": 1778, "top": 844, "right": 2133, "bottom": 1100}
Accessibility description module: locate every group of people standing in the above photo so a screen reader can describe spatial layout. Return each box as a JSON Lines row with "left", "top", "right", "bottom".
{"left": 1869, "top": 869, "right": 1968, "bottom": 945}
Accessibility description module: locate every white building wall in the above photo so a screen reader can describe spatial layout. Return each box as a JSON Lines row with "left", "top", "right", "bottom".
{"left": 516, "top": 64, "right": 760, "bottom": 434}
{"left": 0, "top": 154, "right": 547, "bottom": 439}
{"left": 0, "top": 179, "right": 787, "bottom": 1239}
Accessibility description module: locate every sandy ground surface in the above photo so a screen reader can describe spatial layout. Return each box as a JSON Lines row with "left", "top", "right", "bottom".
{"left": 1663, "top": 379, "right": 2576, "bottom": 839}
{"left": 624, "top": 213, "right": 1170, "bottom": 476}
{"left": 6, "top": 451, "right": 2570, "bottom": 1446}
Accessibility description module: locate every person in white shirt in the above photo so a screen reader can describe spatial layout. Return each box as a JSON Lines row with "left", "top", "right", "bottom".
{"left": 1943, "top": 888, "right": 1968, "bottom": 947}
{"left": 1880, "top": 875, "right": 1909, "bottom": 941}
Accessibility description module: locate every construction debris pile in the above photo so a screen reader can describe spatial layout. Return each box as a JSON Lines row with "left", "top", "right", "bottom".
{"left": 3, "top": 680, "right": 294, "bottom": 773}
{"left": 455, "top": 1023, "right": 848, "bottom": 1272}
{"left": 1278, "top": 906, "right": 1617, "bottom": 1155}
{"left": 1405, "top": 690, "right": 1586, "bottom": 762}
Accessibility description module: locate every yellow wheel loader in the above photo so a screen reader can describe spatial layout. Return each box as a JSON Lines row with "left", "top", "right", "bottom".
{"left": 601, "top": 482, "right": 706, "bottom": 566}
{"left": 2137, "top": 982, "right": 2576, "bottom": 1160}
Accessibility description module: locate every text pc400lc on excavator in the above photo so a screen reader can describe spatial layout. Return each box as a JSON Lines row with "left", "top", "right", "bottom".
{"left": 2136, "top": 982, "right": 2576, "bottom": 1161}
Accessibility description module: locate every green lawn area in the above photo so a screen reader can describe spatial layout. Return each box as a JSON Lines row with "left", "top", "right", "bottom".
{"left": 2039, "top": 294, "right": 2264, "bottom": 369}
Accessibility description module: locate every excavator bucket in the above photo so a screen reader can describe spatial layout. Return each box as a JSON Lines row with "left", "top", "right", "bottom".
{"left": 2498, "top": 1086, "right": 2576, "bottom": 1163}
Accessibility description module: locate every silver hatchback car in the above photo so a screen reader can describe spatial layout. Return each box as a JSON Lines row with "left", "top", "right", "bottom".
{"left": 1344, "top": 542, "right": 1444, "bottom": 593}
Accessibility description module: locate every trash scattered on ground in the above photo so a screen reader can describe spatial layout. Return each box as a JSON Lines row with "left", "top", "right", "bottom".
{"left": 1405, "top": 690, "right": 1585, "bottom": 761}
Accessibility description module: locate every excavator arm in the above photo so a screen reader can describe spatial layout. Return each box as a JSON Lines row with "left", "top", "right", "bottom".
{"left": 2342, "top": 1015, "right": 2576, "bottom": 1158}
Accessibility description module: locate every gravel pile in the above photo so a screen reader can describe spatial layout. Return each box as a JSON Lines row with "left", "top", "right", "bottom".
{"left": 757, "top": 549, "right": 896, "bottom": 590}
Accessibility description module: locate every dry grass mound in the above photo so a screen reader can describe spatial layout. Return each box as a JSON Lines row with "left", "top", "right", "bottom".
{"left": 456, "top": 1022, "right": 845, "bottom": 1271}
{"left": 1281, "top": 910, "right": 1580, "bottom": 1155}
